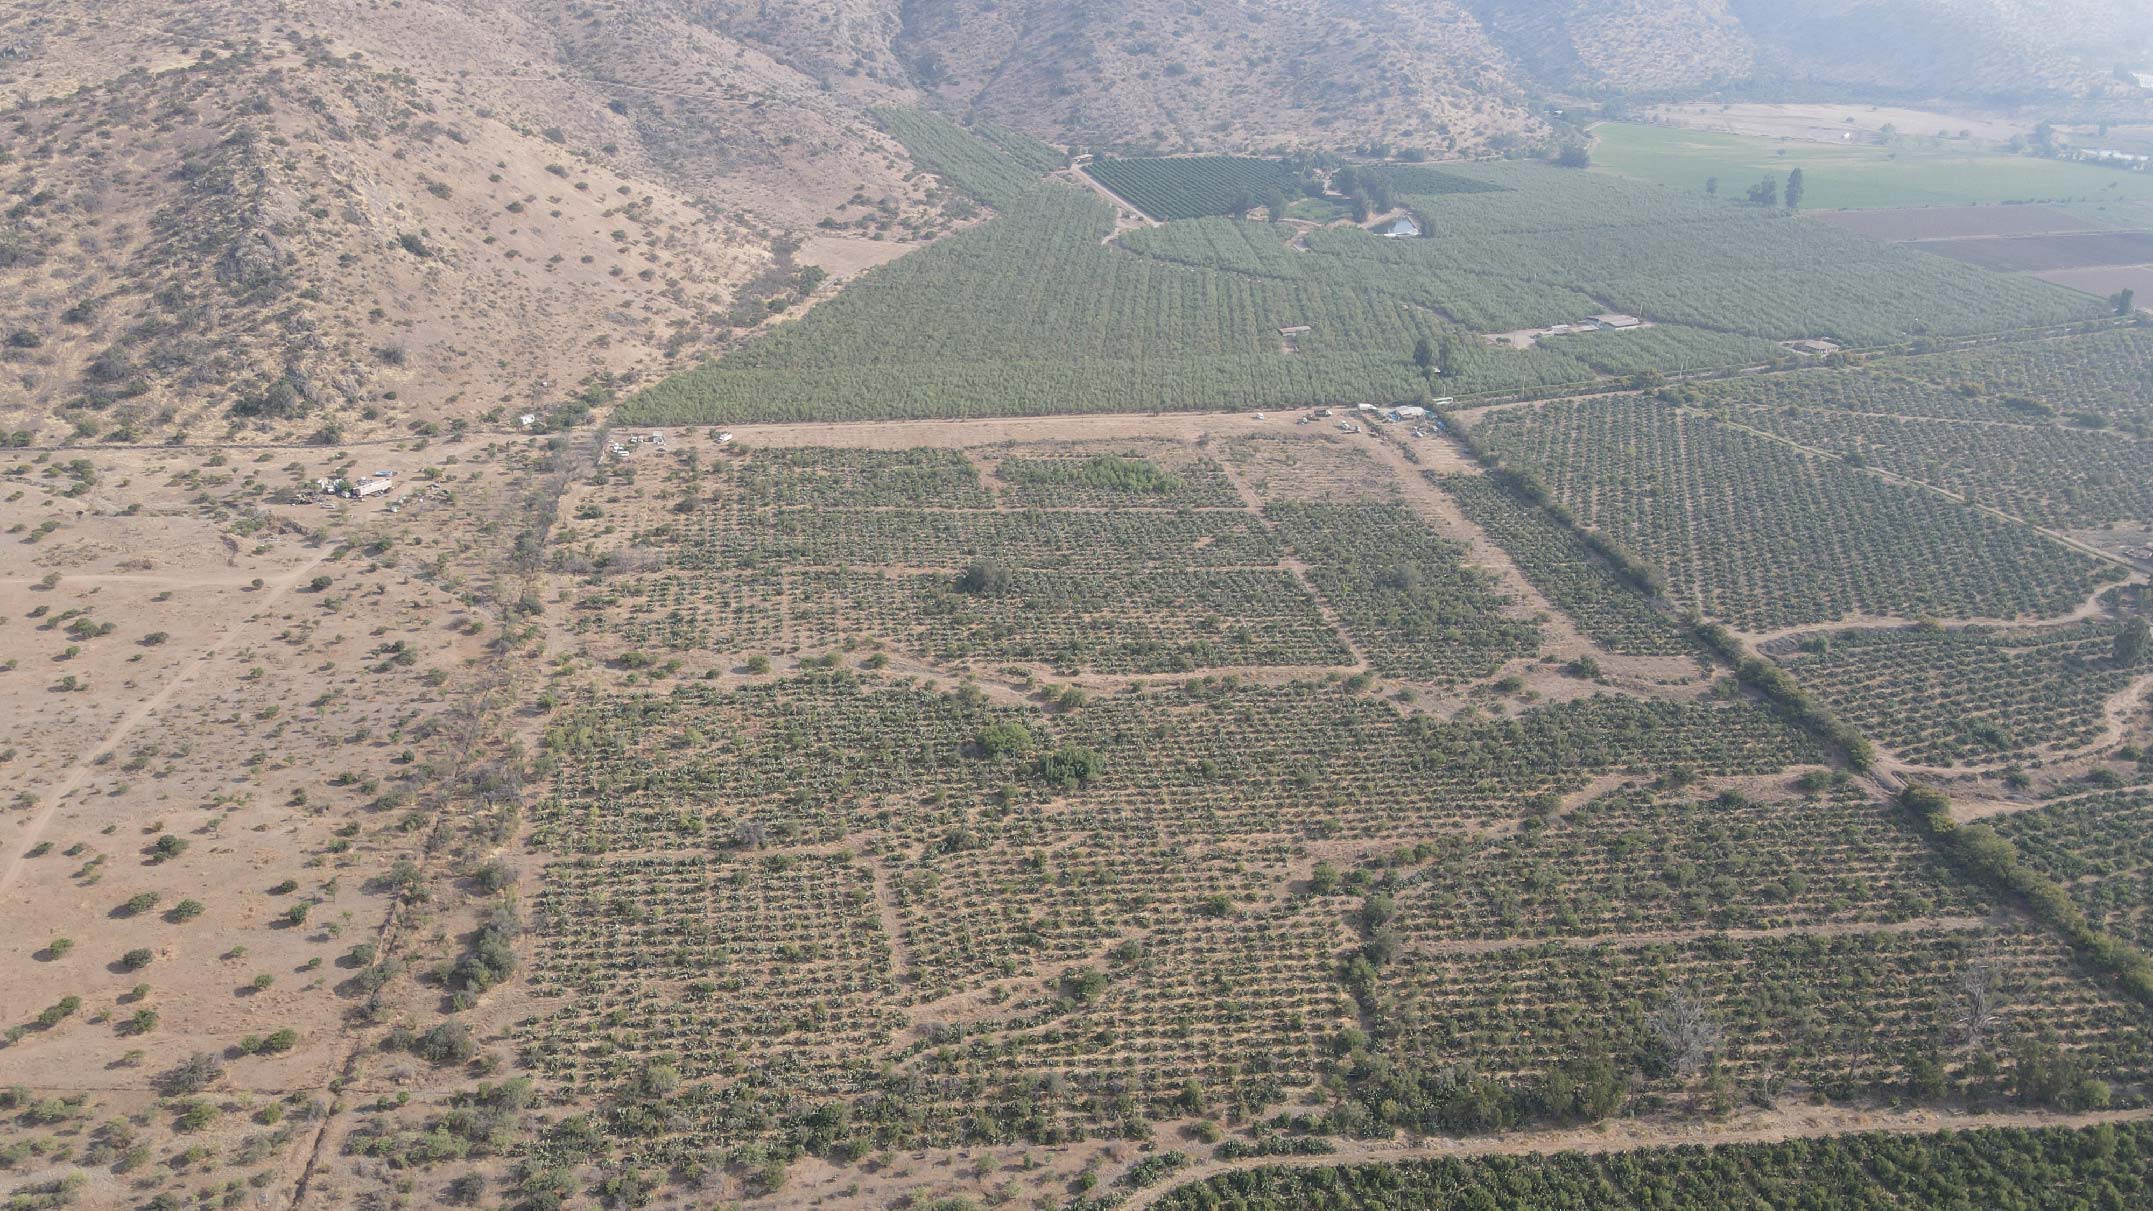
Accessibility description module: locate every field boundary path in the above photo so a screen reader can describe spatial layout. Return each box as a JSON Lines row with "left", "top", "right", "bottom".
{"left": 1214, "top": 454, "right": 1374, "bottom": 673}
{"left": 1122, "top": 1104, "right": 2153, "bottom": 1209}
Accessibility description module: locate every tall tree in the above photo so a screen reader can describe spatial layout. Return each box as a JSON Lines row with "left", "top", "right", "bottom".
{"left": 1704, "top": 176, "right": 1718, "bottom": 197}
{"left": 2118, "top": 617, "right": 2150, "bottom": 668}
{"left": 1747, "top": 175, "right": 1780, "bottom": 208}
{"left": 2115, "top": 288, "right": 2138, "bottom": 316}
{"left": 1439, "top": 335, "right": 1466, "bottom": 378}
{"left": 1784, "top": 168, "right": 1805, "bottom": 211}
{"left": 1412, "top": 336, "right": 1436, "bottom": 377}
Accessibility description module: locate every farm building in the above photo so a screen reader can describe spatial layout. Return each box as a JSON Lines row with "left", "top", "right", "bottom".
{"left": 1386, "top": 405, "right": 1428, "bottom": 422}
{"left": 355, "top": 478, "right": 394, "bottom": 499}
{"left": 1381, "top": 215, "right": 1421, "bottom": 238}
{"left": 1785, "top": 338, "right": 1843, "bottom": 356}
{"left": 1593, "top": 313, "right": 1646, "bottom": 329}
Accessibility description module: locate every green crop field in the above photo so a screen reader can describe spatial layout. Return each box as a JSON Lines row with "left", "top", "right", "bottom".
{"left": 622, "top": 119, "right": 2104, "bottom": 428}
{"left": 871, "top": 108, "right": 1067, "bottom": 209}
{"left": 1082, "top": 155, "right": 1302, "bottom": 219}
{"left": 1592, "top": 121, "right": 2153, "bottom": 211}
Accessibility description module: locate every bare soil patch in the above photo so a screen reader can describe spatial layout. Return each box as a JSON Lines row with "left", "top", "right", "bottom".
{"left": 1909, "top": 231, "right": 2153, "bottom": 272}
{"left": 2036, "top": 264, "right": 2153, "bottom": 305}
{"left": 1643, "top": 102, "right": 2026, "bottom": 145}
{"left": 1811, "top": 204, "right": 2096, "bottom": 242}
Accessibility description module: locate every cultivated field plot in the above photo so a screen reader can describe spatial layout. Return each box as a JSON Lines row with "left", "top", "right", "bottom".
{"left": 891, "top": 568, "right": 1356, "bottom": 674}
{"left": 1394, "top": 785, "right": 1988, "bottom": 942}
{"left": 622, "top": 116, "right": 2107, "bottom": 427}
{"left": 564, "top": 432, "right": 1548, "bottom": 681}
{"left": 1264, "top": 502, "right": 1539, "bottom": 682}
{"left": 1464, "top": 396, "right": 2104, "bottom": 632}
{"left": 898, "top": 896, "right": 1359, "bottom": 1132}
{"left": 870, "top": 107, "right": 1066, "bottom": 210}
{"left": 1994, "top": 790, "right": 2153, "bottom": 951}
{"left": 1371, "top": 924, "right": 2153, "bottom": 1101}
{"left": 1435, "top": 473, "right": 1695, "bottom": 656}
{"left": 1909, "top": 232, "right": 2153, "bottom": 272}
{"left": 449, "top": 405, "right": 2153, "bottom": 1206}
{"left": 890, "top": 834, "right": 1298, "bottom": 1002}
{"left": 1810, "top": 204, "right": 2098, "bottom": 242}
{"left": 522, "top": 852, "right": 902, "bottom": 1089}
{"left": 1082, "top": 155, "right": 1302, "bottom": 220}
{"left": 986, "top": 448, "right": 1246, "bottom": 509}
{"left": 521, "top": 669, "right": 1838, "bottom": 1149}
{"left": 1771, "top": 622, "right": 2144, "bottom": 767}
{"left": 1690, "top": 326, "right": 2153, "bottom": 432}
{"left": 536, "top": 670, "right": 1820, "bottom": 856}
{"left": 1362, "top": 164, "right": 1506, "bottom": 196}
{"left": 535, "top": 674, "right": 1048, "bottom": 855}
{"left": 1594, "top": 120, "right": 2153, "bottom": 210}
{"left": 1714, "top": 405, "right": 2153, "bottom": 529}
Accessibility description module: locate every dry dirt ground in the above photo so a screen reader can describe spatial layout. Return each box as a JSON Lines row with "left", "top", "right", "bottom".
{"left": 1642, "top": 101, "right": 2030, "bottom": 145}
{"left": 0, "top": 433, "right": 563, "bottom": 1209}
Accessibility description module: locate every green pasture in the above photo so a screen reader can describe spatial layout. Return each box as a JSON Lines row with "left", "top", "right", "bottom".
{"left": 1592, "top": 121, "right": 2153, "bottom": 211}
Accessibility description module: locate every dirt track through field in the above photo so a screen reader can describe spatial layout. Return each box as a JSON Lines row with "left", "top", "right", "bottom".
{"left": 0, "top": 550, "right": 329, "bottom": 905}
{"left": 1213, "top": 454, "right": 1374, "bottom": 673}
{"left": 1120, "top": 1104, "right": 2153, "bottom": 1209}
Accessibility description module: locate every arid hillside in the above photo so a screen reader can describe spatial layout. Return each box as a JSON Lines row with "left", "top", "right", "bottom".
{"left": 895, "top": 0, "right": 1546, "bottom": 154}
{"left": 2, "top": 0, "right": 2146, "bottom": 446}
{"left": 0, "top": 1, "right": 961, "bottom": 446}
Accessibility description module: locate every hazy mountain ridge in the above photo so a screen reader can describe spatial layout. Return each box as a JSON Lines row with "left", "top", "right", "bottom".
{"left": 1468, "top": 0, "right": 2153, "bottom": 101}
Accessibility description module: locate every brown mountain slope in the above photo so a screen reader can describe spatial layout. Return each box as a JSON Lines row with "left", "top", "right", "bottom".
{"left": 1727, "top": 0, "right": 2145, "bottom": 100}
{"left": 0, "top": 1, "right": 949, "bottom": 445}
{"left": 1464, "top": 0, "right": 1757, "bottom": 97}
{"left": 898, "top": 0, "right": 1545, "bottom": 154}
